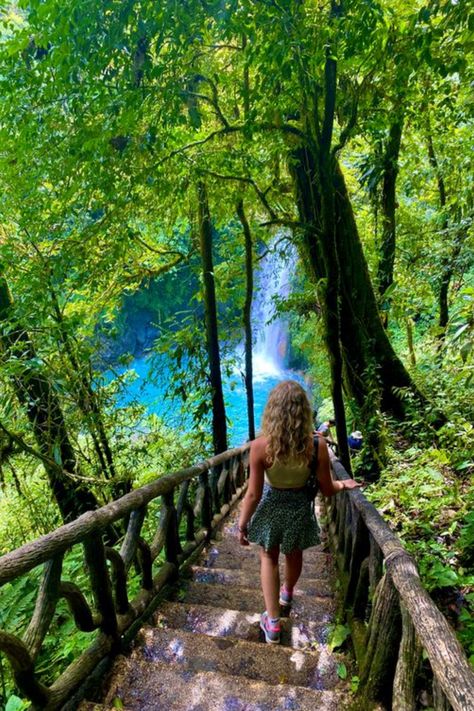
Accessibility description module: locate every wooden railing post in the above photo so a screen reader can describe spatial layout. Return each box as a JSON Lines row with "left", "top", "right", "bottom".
{"left": 236, "top": 452, "right": 245, "bottom": 487}
{"left": 336, "top": 495, "right": 347, "bottom": 554}
{"left": 210, "top": 465, "right": 220, "bottom": 514}
{"left": 185, "top": 504, "right": 196, "bottom": 542}
{"left": 199, "top": 470, "right": 213, "bottom": 532}
{"left": 433, "top": 675, "right": 452, "bottom": 711}
{"left": 59, "top": 582, "right": 98, "bottom": 631}
{"left": 176, "top": 480, "right": 196, "bottom": 542}
{"left": 222, "top": 463, "right": 232, "bottom": 505}
{"left": 342, "top": 498, "right": 353, "bottom": 572}
{"left": 345, "top": 512, "right": 370, "bottom": 608}
{"left": 83, "top": 534, "right": 118, "bottom": 638}
{"left": 176, "top": 480, "right": 189, "bottom": 517}
{"left": 120, "top": 506, "right": 146, "bottom": 572}
{"left": 137, "top": 538, "right": 154, "bottom": 590}
{"left": 369, "top": 538, "right": 384, "bottom": 597}
{"left": 359, "top": 571, "right": 401, "bottom": 707}
{"left": 105, "top": 548, "right": 129, "bottom": 615}
{"left": 229, "top": 456, "right": 238, "bottom": 497}
{"left": 0, "top": 632, "right": 50, "bottom": 707}
{"left": 23, "top": 554, "right": 63, "bottom": 661}
{"left": 353, "top": 556, "right": 370, "bottom": 621}
{"left": 162, "top": 490, "right": 180, "bottom": 568}
{"left": 393, "top": 602, "right": 422, "bottom": 711}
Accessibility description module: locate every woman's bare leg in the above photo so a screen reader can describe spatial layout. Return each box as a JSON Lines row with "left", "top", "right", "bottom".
{"left": 260, "top": 545, "right": 280, "bottom": 618}
{"left": 283, "top": 548, "right": 303, "bottom": 592}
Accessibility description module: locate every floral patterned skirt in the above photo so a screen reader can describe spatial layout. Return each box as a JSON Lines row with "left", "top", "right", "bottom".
{"left": 247, "top": 484, "right": 320, "bottom": 554}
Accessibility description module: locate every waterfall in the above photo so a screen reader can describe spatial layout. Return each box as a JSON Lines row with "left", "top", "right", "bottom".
{"left": 107, "top": 236, "right": 301, "bottom": 446}
{"left": 251, "top": 240, "right": 295, "bottom": 380}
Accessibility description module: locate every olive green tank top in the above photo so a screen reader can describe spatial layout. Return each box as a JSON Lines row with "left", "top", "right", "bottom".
{"left": 264, "top": 458, "right": 311, "bottom": 489}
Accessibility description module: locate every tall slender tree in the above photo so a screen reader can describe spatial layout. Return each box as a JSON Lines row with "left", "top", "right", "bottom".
{"left": 197, "top": 182, "right": 228, "bottom": 455}
{"left": 236, "top": 199, "right": 255, "bottom": 441}
{"left": 378, "top": 116, "right": 404, "bottom": 326}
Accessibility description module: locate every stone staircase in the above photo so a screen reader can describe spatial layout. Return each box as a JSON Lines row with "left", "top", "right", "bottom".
{"left": 79, "top": 501, "right": 353, "bottom": 710}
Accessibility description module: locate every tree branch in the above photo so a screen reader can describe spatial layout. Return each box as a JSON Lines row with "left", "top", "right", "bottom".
{"left": 132, "top": 232, "right": 188, "bottom": 258}
{"left": 202, "top": 43, "right": 243, "bottom": 51}
{"left": 321, "top": 48, "right": 337, "bottom": 155}
{"left": 257, "top": 232, "right": 293, "bottom": 260}
{"left": 183, "top": 85, "right": 230, "bottom": 128}
{"left": 190, "top": 164, "right": 278, "bottom": 220}
{"left": 332, "top": 86, "right": 359, "bottom": 156}
{"left": 0, "top": 421, "right": 100, "bottom": 484}
{"left": 259, "top": 219, "right": 311, "bottom": 230}
{"left": 155, "top": 122, "right": 308, "bottom": 171}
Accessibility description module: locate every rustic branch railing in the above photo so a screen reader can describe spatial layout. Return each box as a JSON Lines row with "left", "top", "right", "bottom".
{"left": 0, "top": 445, "right": 250, "bottom": 711}
{"left": 327, "top": 452, "right": 474, "bottom": 711}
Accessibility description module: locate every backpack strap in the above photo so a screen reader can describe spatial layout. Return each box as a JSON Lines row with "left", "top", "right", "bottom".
{"left": 310, "top": 434, "right": 319, "bottom": 475}
{"left": 307, "top": 435, "right": 320, "bottom": 512}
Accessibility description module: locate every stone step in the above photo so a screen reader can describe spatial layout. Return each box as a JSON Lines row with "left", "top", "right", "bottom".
{"left": 190, "top": 565, "right": 334, "bottom": 597}
{"left": 170, "top": 581, "right": 336, "bottom": 621}
{"left": 129, "top": 626, "right": 342, "bottom": 691}
{"left": 204, "top": 535, "right": 330, "bottom": 561}
{"left": 79, "top": 704, "right": 126, "bottom": 710}
{"left": 154, "top": 601, "right": 332, "bottom": 649}
{"left": 201, "top": 541, "right": 334, "bottom": 579}
{"left": 104, "top": 657, "right": 345, "bottom": 710}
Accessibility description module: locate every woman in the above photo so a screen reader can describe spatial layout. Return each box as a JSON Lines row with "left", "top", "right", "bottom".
{"left": 237, "top": 380, "right": 362, "bottom": 644}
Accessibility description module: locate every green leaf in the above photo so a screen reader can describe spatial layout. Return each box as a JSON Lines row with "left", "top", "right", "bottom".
{"left": 112, "top": 698, "right": 125, "bottom": 709}
{"left": 329, "top": 624, "right": 350, "bottom": 651}
{"left": 6, "top": 697, "right": 27, "bottom": 711}
{"left": 456, "top": 461, "right": 473, "bottom": 471}
{"left": 351, "top": 675, "right": 360, "bottom": 693}
{"left": 337, "top": 662, "right": 348, "bottom": 680}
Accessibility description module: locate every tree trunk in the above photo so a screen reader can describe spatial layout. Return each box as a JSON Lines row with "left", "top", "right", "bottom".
{"left": 316, "top": 48, "right": 352, "bottom": 473}
{"left": 0, "top": 277, "right": 98, "bottom": 522}
{"left": 406, "top": 317, "right": 416, "bottom": 368}
{"left": 197, "top": 181, "right": 228, "bottom": 455}
{"left": 335, "top": 162, "right": 435, "bottom": 416}
{"left": 236, "top": 199, "right": 255, "bottom": 441}
{"left": 290, "top": 146, "right": 441, "bottom": 434}
{"left": 378, "top": 118, "right": 403, "bottom": 326}
{"left": 427, "top": 132, "right": 450, "bottom": 334}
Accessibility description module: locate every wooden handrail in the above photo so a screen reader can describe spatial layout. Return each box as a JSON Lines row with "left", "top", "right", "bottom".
{"left": 0, "top": 444, "right": 249, "bottom": 586}
{"left": 4, "top": 442, "right": 471, "bottom": 710}
{"left": 328, "top": 451, "right": 474, "bottom": 711}
{"left": 0, "top": 443, "right": 250, "bottom": 710}
{"left": 331, "top": 456, "right": 406, "bottom": 558}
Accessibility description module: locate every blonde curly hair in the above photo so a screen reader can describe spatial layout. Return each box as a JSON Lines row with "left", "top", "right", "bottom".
{"left": 261, "top": 380, "right": 313, "bottom": 464}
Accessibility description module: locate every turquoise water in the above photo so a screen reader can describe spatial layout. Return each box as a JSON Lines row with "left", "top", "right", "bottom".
{"left": 109, "top": 356, "right": 308, "bottom": 447}
{"left": 106, "top": 240, "right": 309, "bottom": 446}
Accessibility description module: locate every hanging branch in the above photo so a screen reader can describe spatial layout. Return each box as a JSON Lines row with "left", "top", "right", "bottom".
{"left": 190, "top": 163, "right": 279, "bottom": 221}
{"left": 0, "top": 422, "right": 105, "bottom": 486}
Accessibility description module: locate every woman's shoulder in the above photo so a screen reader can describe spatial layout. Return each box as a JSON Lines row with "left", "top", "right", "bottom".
{"left": 251, "top": 435, "right": 268, "bottom": 454}
{"left": 249, "top": 436, "right": 270, "bottom": 469}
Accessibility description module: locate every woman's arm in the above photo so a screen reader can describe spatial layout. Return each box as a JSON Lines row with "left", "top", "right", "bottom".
{"left": 237, "top": 438, "right": 266, "bottom": 546}
{"left": 316, "top": 435, "right": 362, "bottom": 496}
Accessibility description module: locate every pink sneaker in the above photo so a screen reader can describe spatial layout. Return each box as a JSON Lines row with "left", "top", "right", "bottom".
{"left": 260, "top": 612, "right": 281, "bottom": 644}
{"left": 279, "top": 585, "right": 293, "bottom": 607}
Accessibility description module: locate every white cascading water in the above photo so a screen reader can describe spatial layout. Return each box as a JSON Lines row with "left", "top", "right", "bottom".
{"left": 251, "top": 240, "right": 295, "bottom": 380}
